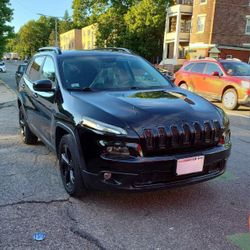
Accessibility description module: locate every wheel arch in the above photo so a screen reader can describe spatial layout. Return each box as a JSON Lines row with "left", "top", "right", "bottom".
{"left": 221, "top": 85, "right": 238, "bottom": 101}
{"left": 177, "top": 80, "right": 187, "bottom": 86}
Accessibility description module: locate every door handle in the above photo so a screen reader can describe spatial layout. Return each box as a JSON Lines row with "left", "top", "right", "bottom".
{"left": 33, "top": 92, "right": 38, "bottom": 98}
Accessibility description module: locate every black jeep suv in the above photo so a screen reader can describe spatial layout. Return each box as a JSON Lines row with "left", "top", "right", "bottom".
{"left": 18, "top": 47, "right": 231, "bottom": 196}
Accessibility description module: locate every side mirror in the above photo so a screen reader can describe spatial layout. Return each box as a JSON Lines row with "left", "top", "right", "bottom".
{"left": 211, "top": 71, "right": 220, "bottom": 77}
{"left": 33, "top": 79, "right": 54, "bottom": 92}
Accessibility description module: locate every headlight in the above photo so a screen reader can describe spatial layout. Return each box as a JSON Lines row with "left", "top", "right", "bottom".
{"left": 80, "top": 117, "right": 127, "bottom": 135}
{"left": 215, "top": 106, "right": 229, "bottom": 127}
{"left": 241, "top": 81, "right": 250, "bottom": 89}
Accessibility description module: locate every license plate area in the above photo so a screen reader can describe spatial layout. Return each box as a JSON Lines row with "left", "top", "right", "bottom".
{"left": 176, "top": 156, "right": 204, "bottom": 176}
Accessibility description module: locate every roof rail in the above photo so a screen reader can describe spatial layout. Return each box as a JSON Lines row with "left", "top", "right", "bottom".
{"left": 204, "top": 57, "right": 217, "bottom": 61}
{"left": 93, "top": 47, "right": 134, "bottom": 54}
{"left": 38, "top": 47, "right": 62, "bottom": 54}
{"left": 226, "top": 58, "right": 242, "bottom": 62}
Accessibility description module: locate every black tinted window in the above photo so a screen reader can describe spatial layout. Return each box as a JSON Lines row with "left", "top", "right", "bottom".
{"left": 183, "top": 63, "right": 194, "bottom": 71}
{"left": 204, "top": 63, "right": 223, "bottom": 75}
{"left": 190, "top": 63, "right": 206, "bottom": 73}
{"left": 41, "top": 57, "right": 56, "bottom": 86}
{"left": 18, "top": 65, "right": 26, "bottom": 73}
{"left": 28, "top": 56, "right": 45, "bottom": 81}
{"left": 59, "top": 55, "right": 172, "bottom": 90}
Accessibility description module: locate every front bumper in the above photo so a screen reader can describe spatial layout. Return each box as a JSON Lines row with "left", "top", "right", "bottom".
{"left": 82, "top": 145, "right": 231, "bottom": 191}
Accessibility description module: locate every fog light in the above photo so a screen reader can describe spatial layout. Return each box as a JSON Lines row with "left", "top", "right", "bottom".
{"left": 104, "top": 172, "right": 112, "bottom": 180}
{"left": 219, "top": 131, "right": 230, "bottom": 145}
{"left": 106, "top": 145, "right": 130, "bottom": 156}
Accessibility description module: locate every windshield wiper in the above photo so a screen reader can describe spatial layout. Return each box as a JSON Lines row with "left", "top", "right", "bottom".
{"left": 129, "top": 86, "right": 141, "bottom": 90}
{"left": 82, "top": 87, "right": 93, "bottom": 91}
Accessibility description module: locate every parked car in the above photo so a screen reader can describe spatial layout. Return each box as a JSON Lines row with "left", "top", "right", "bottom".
{"left": 15, "top": 64, "right": 27, "bottom": 86}
{"left": 174, "top": 58, "right": 250, "bottom": 110}
{"left": 156, "top": 67, "right": 175, "bottom": 82}
{"left": 17, "top": 47, "right": 231, "bottom": 197}
{"left": 0, "top": 61, "right": 6, "bottom": 73}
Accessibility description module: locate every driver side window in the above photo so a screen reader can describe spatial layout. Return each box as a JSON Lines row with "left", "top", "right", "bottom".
{"left": 41, "top": 57, "right": 57, "bottom": 88}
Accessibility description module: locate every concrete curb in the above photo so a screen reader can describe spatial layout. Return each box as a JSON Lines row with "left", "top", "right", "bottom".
{"left": 0, "top": 79, "right": 17, "bottom": 96}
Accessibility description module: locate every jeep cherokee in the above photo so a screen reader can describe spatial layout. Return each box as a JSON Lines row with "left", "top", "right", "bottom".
{"left": 18, "top": 47, "right": 231, "bottom": 196}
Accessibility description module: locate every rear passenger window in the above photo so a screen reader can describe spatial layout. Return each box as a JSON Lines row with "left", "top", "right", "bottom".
{"left": 183, "top": 63, "right": 194, "bottom": 71}
{"left": 190, "top": 63, "right": 206, "bottom": 73}
{"left": 28, "top": 56, "right": 45, "bottom": 81}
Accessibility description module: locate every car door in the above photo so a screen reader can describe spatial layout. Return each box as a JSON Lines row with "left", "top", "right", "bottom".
{"left": 188, "top": 62, "right": 206, "bottom": 94}
{"left": 202, "top": 62, "right": 225, "bottom": 99}
{"left": 21, "top": 56, "right": 45, "bottom": 132}
{"left": 32, "top": 56, "right": 57, "bottom": 146}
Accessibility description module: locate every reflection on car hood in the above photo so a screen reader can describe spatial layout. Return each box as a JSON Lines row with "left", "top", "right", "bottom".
{"left": 70, "top": 88, "right": 223, "bottom": 133}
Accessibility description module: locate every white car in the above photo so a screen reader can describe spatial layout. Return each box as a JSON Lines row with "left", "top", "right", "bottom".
{"left": 0, "top": 61, "right": 6, "bottom": 72}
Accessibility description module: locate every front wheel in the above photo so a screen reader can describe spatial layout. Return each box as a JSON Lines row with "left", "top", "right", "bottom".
{"left": 19, "top": 108, "right": 38, "bottom": 144}
{"left": 222, "top": 88, "right": 239, "bottom": 110}
{"left": 58, "top": 134, "right": 87, "bottom": 197}
{"left": 179, "top": 82, "right": 188, "bottom": 90}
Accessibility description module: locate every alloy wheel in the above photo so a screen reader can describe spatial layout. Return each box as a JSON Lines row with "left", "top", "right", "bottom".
{"left": 60, "top": 144, "right": 75, "bottom": 191}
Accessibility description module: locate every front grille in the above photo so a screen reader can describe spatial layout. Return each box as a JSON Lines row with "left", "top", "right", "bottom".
{"left": 142, "top": 120, "right": 223, "bottom": 155}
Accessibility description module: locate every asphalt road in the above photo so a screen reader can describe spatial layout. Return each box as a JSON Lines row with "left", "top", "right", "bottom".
{"left": 0, "top": 61, "right": 249, "bottom": 249}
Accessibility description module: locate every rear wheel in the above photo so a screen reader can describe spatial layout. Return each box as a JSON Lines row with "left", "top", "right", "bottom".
{"left": 222, "top": 88, "right": 239, "bottom": 110}
{"left": 179, "top": 82, "right": 188, "bottom": 90}
{"left": 19, "top": 108, "right": 38, "bottom": 144}
{"left": 58, "top": 134, "right": 87, "bottom": 197}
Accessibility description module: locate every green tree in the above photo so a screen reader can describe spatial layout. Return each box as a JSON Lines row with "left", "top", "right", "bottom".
{"left": 72, "top": 0, "right": 108, "bottom": 28}
{"left": 59, "top": 10, "right": 73, "bottom": 34}
{"left": 96, "top": 7, "right": 127, "bottom": 47}
{"left": 124, "top": 0, "right": 170, "bottom": 61}
{"left": 14, "top": 17, "right": 52, "bottom": 58}
{"left": 0, "top": 0, "right": 13, "bottom": 58}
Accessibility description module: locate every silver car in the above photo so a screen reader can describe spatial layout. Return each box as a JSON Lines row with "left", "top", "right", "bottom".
{"left": 0, "top": 61, "right": 6, "bottom": 73}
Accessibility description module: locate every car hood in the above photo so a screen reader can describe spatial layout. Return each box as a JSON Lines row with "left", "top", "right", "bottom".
{"left": 70, "top": 88, "right": 223, "bottom": 134}
{"left": 232, "top": 76, "right": 250, "bottom": 81}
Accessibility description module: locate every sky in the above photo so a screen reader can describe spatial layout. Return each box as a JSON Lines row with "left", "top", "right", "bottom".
{"left": 9, "top": 0, "right": 73, "bottom": 32}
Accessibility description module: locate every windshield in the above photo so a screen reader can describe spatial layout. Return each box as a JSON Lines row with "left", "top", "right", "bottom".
{"left": 221, "top": 61, "right": 250, "bottom": 76}
{"left": 59, "top": 55, "right": 172, "bottom": 90}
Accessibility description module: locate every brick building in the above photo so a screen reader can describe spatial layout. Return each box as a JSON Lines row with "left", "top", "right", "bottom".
{"left": 162, "top": 0, "right": 250, "bottom": 66}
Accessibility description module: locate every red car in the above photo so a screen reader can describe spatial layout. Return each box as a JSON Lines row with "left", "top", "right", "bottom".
{"left": 174, "top": 58, "right": 250, "bottom": 110}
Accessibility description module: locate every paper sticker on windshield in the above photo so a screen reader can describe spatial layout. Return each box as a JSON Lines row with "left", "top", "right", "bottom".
{"left": 71, "top": 83, "right": 80, "bottom": 88}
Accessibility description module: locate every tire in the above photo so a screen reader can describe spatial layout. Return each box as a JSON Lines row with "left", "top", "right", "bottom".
{"left": 222, "top": 88, "right": 239, "bottom": 110}
{"left": 58, "top": 134, "right": 87, "bottom": 197}
{"left": 179, "top": 82, "right": 188, "bottom": 90}
{"left": 19, "top": 108, "right": 38, "bottom": 144}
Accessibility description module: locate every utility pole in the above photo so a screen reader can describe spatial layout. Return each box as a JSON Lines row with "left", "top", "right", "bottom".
{"left": 37, "top": 13, "right": 63, "bottom": 47}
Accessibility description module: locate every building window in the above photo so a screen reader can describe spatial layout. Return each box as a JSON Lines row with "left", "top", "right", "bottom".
{"left": 197, "top": 15, "right": 206, "bottom": 33}
{"left": 200, "top": 0, "right": 207, "bottom": 4}
{"left": 169, "top": 16, "right": 177, "bottom": 32}
{"left": 245, "top": 17, "right": 250, "bottom": 34}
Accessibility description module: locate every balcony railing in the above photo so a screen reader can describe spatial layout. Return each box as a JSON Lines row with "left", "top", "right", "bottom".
{"left": 174, "top": 0, "right": 193, "bottom": 5}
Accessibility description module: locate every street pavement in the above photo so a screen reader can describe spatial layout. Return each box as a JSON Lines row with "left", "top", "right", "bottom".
{"left": 0, "top": 61, "right": 249, "bottom": 249}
